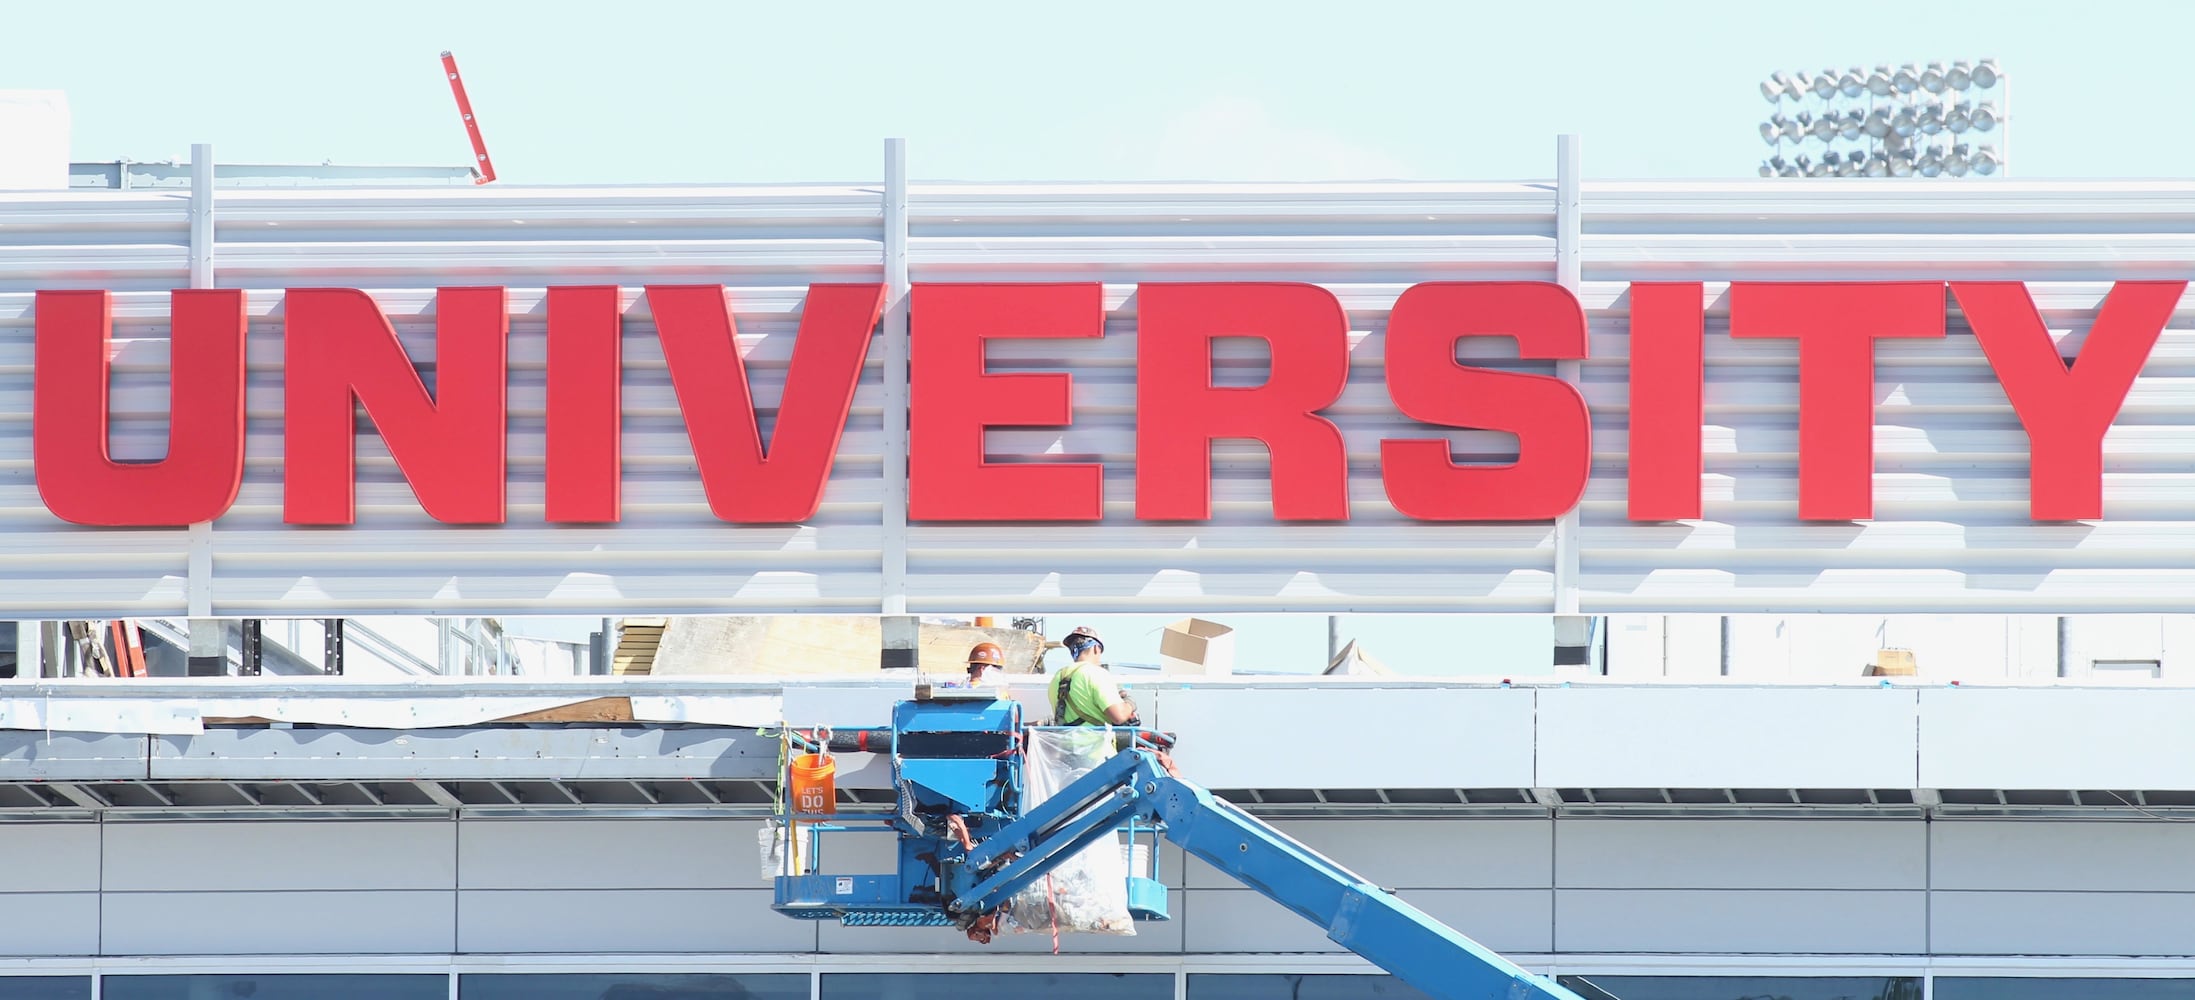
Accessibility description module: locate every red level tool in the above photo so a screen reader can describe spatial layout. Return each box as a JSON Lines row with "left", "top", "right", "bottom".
{"left": 440, "top": 51, "right": 497, "bottom": 185}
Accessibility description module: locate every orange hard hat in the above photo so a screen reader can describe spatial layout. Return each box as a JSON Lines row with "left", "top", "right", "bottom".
{"left": 966, "top": 642, "right": 1006, "bottom": 669}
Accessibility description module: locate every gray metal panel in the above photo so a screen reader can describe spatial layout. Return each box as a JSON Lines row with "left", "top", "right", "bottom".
{"left": 1932, "top": 821, "right": 2195, "bottom": 892}
{"left": 102, "top": 819, "right": 455, "bottom": 891}
{"left": 101, "top": 889, "right": 455, "bottom": 955}
{"left": 0, "top": 892, "right": 97, "bottom": 956}
{"left": 1536, "top": 687, "right": 1920, "bottom": 789}
{"left": 456, "top": 888, "right": 815, "bottom": 954}
{"left": 1555, "top": 819, "right": 1926, "bottom": 890}
{"left": 0, "top": 823, "right": 99, "bottom": 891}
{"left": 1554, "top": 888, "right": 1927, "bottom": 954}
{"left": 1184, "top": 888, "right": 1552, "bottom": 955}
{"left": 0, "top": 732, "right": 149, "bottom": 781}
{"left": 1930, "top": 890, "right": 2195, "bottom": 956}
{"left": 1181, "top": 818, "right": 1551, "bottom": 891}
{"left": 459, "top": 818, "right": 765, "bottom": 889}
{"left": 1919, "top": 688, "right": 2195, "bottom": 790}
{"left": 1163, "top": 687, "right": 1535, "bottom": 789}
{"left": 149, "top": 727, "right": 777, "bottom": 781}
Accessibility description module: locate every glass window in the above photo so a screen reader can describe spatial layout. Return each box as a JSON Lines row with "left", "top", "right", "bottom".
{"left": 1936, "top": 979, "right": 2195, "bottom": 1000}
{"left": 823, "top": 973, "right": 1173, "bottom": 1000}
{"left": 0, "top": 978, "right": 91, "bottom": 1000}
{"left": 102, "top": 975, "right": 448, "bottom": 1000}
{"left": 1556, "top": 977, "right": 1923, "bottom": 1000}
{"left": 462, "top": 973, "right": 810, "bottom": 1000}
{"left": 1190, "top": 973, "right": 1435, "bottom": 999}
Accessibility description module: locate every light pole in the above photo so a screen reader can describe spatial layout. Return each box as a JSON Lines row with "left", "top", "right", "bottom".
{"left": 1756, "top": 60, "right": 2006, "bottom": 178}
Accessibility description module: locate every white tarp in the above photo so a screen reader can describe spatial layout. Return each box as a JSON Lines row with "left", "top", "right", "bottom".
{"left": 1000, "top": 728, "right": 1136, "bottom": 936}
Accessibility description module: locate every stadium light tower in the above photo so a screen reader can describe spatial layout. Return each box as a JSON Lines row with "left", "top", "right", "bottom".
{"left": 1757, "top": 59, "right": 2006, "bottom": 178}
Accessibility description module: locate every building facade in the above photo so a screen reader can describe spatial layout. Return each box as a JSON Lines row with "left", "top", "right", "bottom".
{"left": 10, "top": 155, "right": 2195, "bottom": 998}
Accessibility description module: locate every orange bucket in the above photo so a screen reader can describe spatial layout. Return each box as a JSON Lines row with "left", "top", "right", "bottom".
{"left": 790, "top": 752, "right": 837, "bottom": 815}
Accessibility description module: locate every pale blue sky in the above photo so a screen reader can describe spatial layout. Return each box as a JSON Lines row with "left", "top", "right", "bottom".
{"left": 7, "top": 0, "right": 2188, "bottom": 183}
{"left": 8, "top": 0, "right": 2175, "bottom": 674}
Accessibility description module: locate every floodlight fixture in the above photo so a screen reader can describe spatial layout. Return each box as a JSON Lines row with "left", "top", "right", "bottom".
{"left": 1751, "top": 59, "right": 2006, "bottom": 178}
{"left": 1840, "top": 109, "right": 1865, "bottom": 141}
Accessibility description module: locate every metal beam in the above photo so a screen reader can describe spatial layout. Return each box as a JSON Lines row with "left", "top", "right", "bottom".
{"left": 1552, "top": 133, "right": 1583, "bottom": 616}
{"left": 42, "top": 782, "right": 109, "bottom": 810}
{"left": 879, "top": 137, "right": 910, "bottom": 616}
{"left": 413, "top": 780, "right": 464, "bottom": 809}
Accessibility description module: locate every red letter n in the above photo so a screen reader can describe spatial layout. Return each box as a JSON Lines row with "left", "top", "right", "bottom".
{"left": 1954, "top": 280, "right": 2184, "bottom": 521}
{"left": 546, "top": 286, "right": 623, "bottom": 523}
{"left": 1379, "top": 281, "right": 1591, "bottom": 520}
{"left": 34, "top": 289, "right": 246, "bottom": 526}
{"left": 284, "top": 287, "right": 509, "bottom": 524}
{"left": 911, "top": 283, "right": 1105, "bottom": 521}
{"left": 647, "top": 284, "right": 886, "bottom": 523}
{"left": 1730, "top": 282, "right": 1945, "bottom": 520}
{"left": 1135, "top": 283, "right": 1350, "bottom": 521}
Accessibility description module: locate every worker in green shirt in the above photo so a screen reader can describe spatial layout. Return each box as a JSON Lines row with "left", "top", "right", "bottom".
{"left": 1047, "top": 627, "right": 1137, "bottom": 727}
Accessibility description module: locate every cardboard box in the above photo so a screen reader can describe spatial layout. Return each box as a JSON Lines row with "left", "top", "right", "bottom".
{"left": 1868, "top": 648, "right": 1918, "bottom": 677}
{"left": 1158, "top": 618, "right": 1235, "bottom": 676}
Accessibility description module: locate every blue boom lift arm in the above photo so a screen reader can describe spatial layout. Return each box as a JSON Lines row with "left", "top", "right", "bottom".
{"left": 950, "top": 746, "right": 1572, "bottom": 1000}
{"left": 771, "top": 696, "right": 1582, "bottom": 1000}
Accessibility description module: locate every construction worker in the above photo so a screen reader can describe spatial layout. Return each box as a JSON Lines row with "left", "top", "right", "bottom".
{"left": 1047, "top": 627, "right": 1136, "bottom": 726}
{"left": 965, "top": 641, "right": 1009, "bottom": 690}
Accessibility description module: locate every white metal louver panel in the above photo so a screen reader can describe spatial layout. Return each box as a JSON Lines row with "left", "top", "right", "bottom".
{"left": 902, "top": 182, "right": 1560, "bottom": 612}
{"left": 6, "top": 179, "right": 2195, "bottom": 614}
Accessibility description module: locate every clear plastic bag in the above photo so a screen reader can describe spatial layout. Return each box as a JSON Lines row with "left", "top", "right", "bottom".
{"left": 1000, "top": 729, "right": 1136, "bottom": 936}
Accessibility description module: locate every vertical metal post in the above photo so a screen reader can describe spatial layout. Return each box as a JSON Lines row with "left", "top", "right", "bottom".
{"left": 185, "top": 143, "right": 225, "bottom": 675}
{"left": 240, "top": 620, "right": 263, "bottom": 676}
{"left": 1719, "top": 615, "right": 1733, "bottom": 677}
{"left": 1553, "top": 134, "right": 1584, "bottom": 616}
{"left": 324, "top": 618, "right": 346, "bottom": 675}
{"left": 39, "top": 622, "right": 61, "bottom": 678}
{"left": 2056, "top": 615, "right": 2071, "bottom": 678}
{"left": 1327, "top": 615, "right": 1341, "bottom": 664}
{"left": 880, "top": 138, "right": 911, "bottom": 616}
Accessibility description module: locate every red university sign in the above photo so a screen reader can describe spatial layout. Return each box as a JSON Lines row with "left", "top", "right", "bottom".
{"left": 26, "top": 280, "right": 2187, "bottom": 528}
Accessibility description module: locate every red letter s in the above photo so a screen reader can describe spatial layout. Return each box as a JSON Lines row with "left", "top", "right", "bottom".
{"left": 1379, "top": 281, "right": 1590, "bottom": 520}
